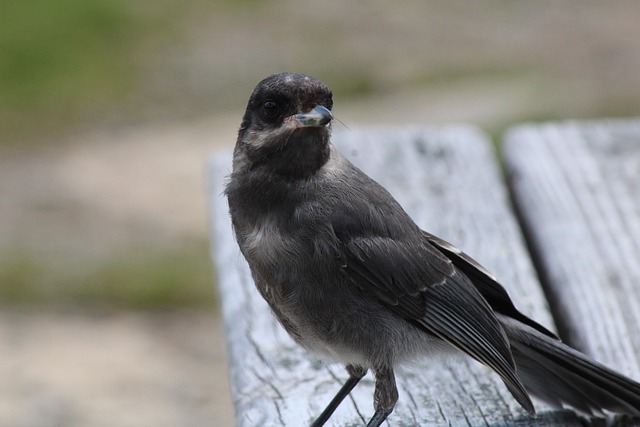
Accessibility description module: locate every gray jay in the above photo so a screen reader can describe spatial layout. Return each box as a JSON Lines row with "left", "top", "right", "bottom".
{"left": 225, "top": 73, "right": 640, "bottom": 426}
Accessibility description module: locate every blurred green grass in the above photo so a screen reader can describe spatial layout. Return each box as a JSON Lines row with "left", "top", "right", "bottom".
{"left": 0, "top": 240, "right": 216, "bottom": 309}
{"left": 0, "top": 0, "right": 217, "bottom": 309}
{"left": 0, "top": 0, "right": 181, "bottom": 140}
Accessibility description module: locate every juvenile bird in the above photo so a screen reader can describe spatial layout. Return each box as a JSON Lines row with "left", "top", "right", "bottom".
{"left": 225, "top": 72, "right": 640, "bottom": 426}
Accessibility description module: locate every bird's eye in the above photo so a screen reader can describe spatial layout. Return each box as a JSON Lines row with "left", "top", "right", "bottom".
{"left": 262, "top": 99, "right": 279, "bottom": 117}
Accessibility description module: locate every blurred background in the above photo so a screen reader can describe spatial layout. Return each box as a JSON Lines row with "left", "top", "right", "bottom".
{"left": 1, "top": 1, "right": 639, "bottom": 426}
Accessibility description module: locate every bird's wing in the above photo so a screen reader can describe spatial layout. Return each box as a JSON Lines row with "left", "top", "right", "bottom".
{"left": 334, "top": 226, "right": 534, "bottom": 413}
{"left": 421, "top": 231, "right": 558, "bottom": 339}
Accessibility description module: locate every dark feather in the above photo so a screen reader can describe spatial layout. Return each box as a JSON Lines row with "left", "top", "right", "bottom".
{"left": 336, "top": 226, "right": 534, "bottom": 413}
{"left": 501, "top": 316, "right": 640, "bottom": 416}
{"left": 422, "top": 230, "right": 558, "bottom": 339}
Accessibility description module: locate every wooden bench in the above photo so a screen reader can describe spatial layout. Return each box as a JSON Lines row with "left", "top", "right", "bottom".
{"left": 209, "top": 120, "right": 640, "bottom": 426}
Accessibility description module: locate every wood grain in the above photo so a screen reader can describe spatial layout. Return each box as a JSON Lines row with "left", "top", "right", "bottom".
{"left": 504, "top": 120, "right": 640, "bottom": 382}
{"left": 210, "top": 126, "right": 581, "bottom": 426}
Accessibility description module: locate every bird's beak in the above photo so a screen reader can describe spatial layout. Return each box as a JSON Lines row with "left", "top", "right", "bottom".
{"left": 291, "top": 105, "right": 333, "bottom": 127}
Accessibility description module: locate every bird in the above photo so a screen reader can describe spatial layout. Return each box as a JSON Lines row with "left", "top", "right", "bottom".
{"left": 225, "top": 72, "right": 640, "bottom": 426}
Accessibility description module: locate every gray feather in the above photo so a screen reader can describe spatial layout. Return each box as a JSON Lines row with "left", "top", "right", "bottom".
{"left": 500, "top": 315, "right": 640, "bottom": 416}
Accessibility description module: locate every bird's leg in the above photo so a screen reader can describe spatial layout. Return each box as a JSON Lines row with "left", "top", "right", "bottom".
{"left": 366, "top": 366, "right": 398, "bottom": 427}
{"left": 311, "top": 364, "right": 367, "bottom": 427}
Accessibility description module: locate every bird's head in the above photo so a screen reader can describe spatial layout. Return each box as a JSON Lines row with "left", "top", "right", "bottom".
{"left": 234, "top": 73, "right": 334, "bottom": 178}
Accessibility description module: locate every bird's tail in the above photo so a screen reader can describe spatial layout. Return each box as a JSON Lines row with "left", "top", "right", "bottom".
{"left": 499, "top": 315, "right": 640, "bottom": 417}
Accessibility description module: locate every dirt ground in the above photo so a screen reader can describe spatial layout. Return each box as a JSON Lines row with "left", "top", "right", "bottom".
{"left": 0, "top": 310, "right": 233, "bottom": 427}
{"left": 0, "top": 113, "right": 239, "bottom": 427}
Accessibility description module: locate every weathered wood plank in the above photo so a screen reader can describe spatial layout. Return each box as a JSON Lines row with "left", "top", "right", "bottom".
{"left": 210, "top": 126, "right": 581, "bottom": 426}
{"left": 503, "top": 119, "right": 640, "bottom": 384}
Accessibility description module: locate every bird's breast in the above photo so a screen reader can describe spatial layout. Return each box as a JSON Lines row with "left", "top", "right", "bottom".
{"left": 241, "top": 217, "right": 297, "bottom": 264}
